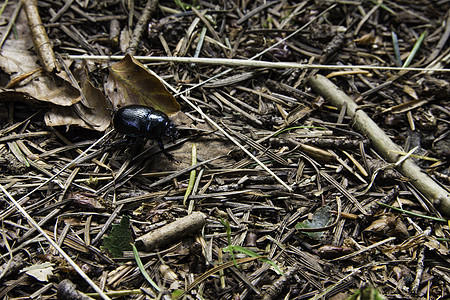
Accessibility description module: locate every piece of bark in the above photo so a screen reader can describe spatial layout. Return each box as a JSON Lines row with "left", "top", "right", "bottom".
{"left": 58, "top": 279, "right": 95, "bottom": 300}
{"left": 307, "top": 75, "right": 450, "bottom": 215}
{"left": 136, "top": 212, "right": 206, "bottom": 251}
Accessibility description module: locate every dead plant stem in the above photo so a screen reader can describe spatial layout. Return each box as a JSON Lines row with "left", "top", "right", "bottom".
{"left": 66, "top": 55, "right": 450, "bottom": 73}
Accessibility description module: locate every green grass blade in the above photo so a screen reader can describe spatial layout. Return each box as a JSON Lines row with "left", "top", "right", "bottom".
{"left": 131, "top": 243, "right": 161, "bottom": 292}
{"left": 183, "top": 143, "right": 197, "bottom": 205}
{"left": 369, "top": 0, "right": 395, "bottom": 15}
{"left": 223, "top": 245, "right": 284, "bottom": 275}
{"left": 0, "top": 0, "right": 9, "bottom": 17}
{"left": 402, "top": 31, "right": 426, "bottom": 68}
{"left": 377, "top": 202, "right": 447, "bottom": 222}
{"left": 391, "top": 31, "right": 402, "bottom": 66}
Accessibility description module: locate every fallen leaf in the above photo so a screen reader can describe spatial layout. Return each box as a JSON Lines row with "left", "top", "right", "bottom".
{"left": 295, "top": 205, "right": 331, "bottom": 238}
{"left": 364, "top": 213, "right": 410, "bottom": 240}
{"left": 424, "top": 236, "right": 448, "bottom": 255}
{"left": 44, "top": 62, "right": 112, "bottom": 131}
{"left": 120, "top": 29, "right": 131, "bottom": 53}
{"left": 102, "top": 215, "right": 133, "bottom": 257}
{"left": 403, "top": 85, "right": 418, "bottom": 100}
{"left": 105, "top": 54, "right": 180, "bottom": 114}
{"left": 0, "top": 9, "right": 80, "bottom": 106}
{"left": 67, "top": 192, "right": 109, "bottom": 211}
{"left": 0, "top": 8, "right": 112, "bottom": 131}
{"left": 354, "top": 32, "right": 375, "bottom": 46}
{"left": 22, "top": 262, "right": 54, "bottom": 282}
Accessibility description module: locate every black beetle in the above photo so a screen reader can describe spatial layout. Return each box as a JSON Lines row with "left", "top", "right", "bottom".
{"left": 113, "top": 105, "right": 178, "bottom": 159}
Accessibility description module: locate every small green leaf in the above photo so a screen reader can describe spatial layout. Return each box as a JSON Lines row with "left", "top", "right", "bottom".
{"left": 223, "top": 245, "right": 284, "bottom": 275}
{"left": 402, "top": 31, "right": 426, "bottom": 68}
{"left": 295, "top": 206, "right": 331, "bottom": 238}
{"left": 346, "top": 285, "right": 386, "bottom": 300}
{"left": 172, "top": 289, "right": 184, "bottom": 299}
{"left": 183, "top": 143, "right": 197, "bottom": 205}
{"left": 102, "top": 215, "right": 133, "bottom": 257}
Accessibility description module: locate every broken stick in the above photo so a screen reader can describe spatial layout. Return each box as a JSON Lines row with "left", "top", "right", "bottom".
{"left": 136, "top": 212, "right": 206, "bottom": 251}
{"left": 307, "top": 74, "right": 450, "bottom": 216}
{"left": 22, "top": 0, "right": 59, "bottom": 72}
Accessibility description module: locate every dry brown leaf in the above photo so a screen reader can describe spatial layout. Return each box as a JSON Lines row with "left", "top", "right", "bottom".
{"left": 0, "top": 49, "right": 81, "bottom": 106}
{"left": 5, "top": 67, "right": 43, "bottom": 89}
{"left": 22, "top": 263, "right": 54, "bottom": 282}
{"left": 364, "top": 213, "right": 410, "bottom": 240}
{"left": 104, "top": 53, "right": 180, "bottom": 114}
{"left": 403, "top": 85, "right": 418, "bottom": 100}
{"left": 354, "top": 32, "right": 375, "bottom": 46}
{"left": 0, "top": 9, "right": 80, "bottom": 106}
{"left": 423, "top": 236, "right": 449, "bottom": 255}
{"left": 44, "top": 62, "right": 111, "bottom": 131}
{"left": 44, "top": 105, "right": 90, "bottom": 128}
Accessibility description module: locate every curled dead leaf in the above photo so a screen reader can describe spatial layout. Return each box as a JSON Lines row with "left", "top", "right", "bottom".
{"left": 0, "top": 10, "right": 80, "bottom": 106}
{"left": 354, "top": 32, "right": 375, "bottom": 46}
{"left": 364, "top": 213, "right": 410, "bottom": 240}
{"left": 44, "top": 62, "right": 112, "bottom": 131}
{"left": 105, "top": 54, "right": 180, "bottom": 114}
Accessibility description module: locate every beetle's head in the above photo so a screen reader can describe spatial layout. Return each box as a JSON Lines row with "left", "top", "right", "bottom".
{"left": 165, "top": 121, "right": 179, "bottom": 142}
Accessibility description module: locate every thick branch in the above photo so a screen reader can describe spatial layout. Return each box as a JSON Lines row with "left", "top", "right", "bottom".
{"left": 307, "top": 75, "right": 450, "bottom": 215}
{"left": 22, "top": 0, "right": 59, "bottom": 72}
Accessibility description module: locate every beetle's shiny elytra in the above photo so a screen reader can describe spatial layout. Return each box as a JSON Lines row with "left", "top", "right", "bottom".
{"left": 113, "top": 105, "right": 178, "bottom": 158}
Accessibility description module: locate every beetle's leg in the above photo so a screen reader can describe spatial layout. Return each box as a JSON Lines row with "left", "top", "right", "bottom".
{"left": 130, "top": 136, "right": 144, "bottom": 145}
{"left": 106, "top": 138, "right": 126, "bottom": 147}
{"left": 108, "top": 134, "right": 136, "bottom": 148}
{"left": 157, "top": 139, "right": 175, "bottom": 161}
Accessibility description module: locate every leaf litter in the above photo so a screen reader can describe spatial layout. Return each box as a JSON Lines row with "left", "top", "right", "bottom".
{"left": 0, "top": 1, "right": 449, "bottom": 300}
{"left": 105, "top": 54, "right": 181, "bottom": 114}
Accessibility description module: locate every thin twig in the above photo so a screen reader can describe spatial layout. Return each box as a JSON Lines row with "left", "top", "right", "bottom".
{"left": 66, "top": 55, "right": 450, "bottom": 72}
